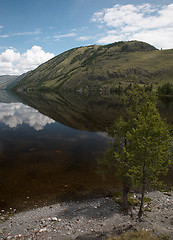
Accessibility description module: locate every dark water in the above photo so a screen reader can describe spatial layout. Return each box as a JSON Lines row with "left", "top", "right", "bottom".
{"left": 0, "top": 91, "right": 172, "bottom": 212}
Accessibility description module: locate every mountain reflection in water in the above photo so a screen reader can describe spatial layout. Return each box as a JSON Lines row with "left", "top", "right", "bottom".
{"left": 0, "top": 91, "right": 172, "bottom": 212}
{"left": 0, "top": 91, "right": 124, "bottom": 212}
{"left": 15, "top": 91, "right": 126, "bottom": 131}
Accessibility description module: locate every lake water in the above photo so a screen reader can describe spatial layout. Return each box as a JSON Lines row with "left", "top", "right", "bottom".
{"left": 0, "top": 91, "right": 172, "bottom": 212}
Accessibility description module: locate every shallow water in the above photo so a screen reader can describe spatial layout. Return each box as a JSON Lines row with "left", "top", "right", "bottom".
{"left": 0, "top": 91, "right": 172, "bottom": 212}
{"left": 0, "top": 91, "right": 122, "bottom": 211}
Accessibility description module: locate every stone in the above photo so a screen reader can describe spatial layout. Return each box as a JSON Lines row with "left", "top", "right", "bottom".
{"left": 164, "top": 192, "right": 171, "bottom": 196}
{"left": 39, "top": 228, "right": 48, "bottom": 233}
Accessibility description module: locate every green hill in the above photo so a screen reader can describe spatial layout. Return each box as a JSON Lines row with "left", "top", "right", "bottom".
{"left": 12, "top": 41, "right": 173, "bottom": 92}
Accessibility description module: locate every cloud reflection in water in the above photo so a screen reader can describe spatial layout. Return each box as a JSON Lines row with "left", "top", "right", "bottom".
{"left": 0, "top": 102, "right": 55, "bottom": 130}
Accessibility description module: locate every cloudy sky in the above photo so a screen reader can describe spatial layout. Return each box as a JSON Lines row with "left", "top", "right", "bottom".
{"left": 0, "top": 0, "right": 172, "bottom": 75}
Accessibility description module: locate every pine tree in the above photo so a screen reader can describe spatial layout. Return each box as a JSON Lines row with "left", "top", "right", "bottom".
{"left": 98, "top": 89, "right": 172, "bottom": 219}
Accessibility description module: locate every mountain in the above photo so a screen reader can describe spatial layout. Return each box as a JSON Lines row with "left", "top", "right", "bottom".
{"left": 0, "top": 72, "right": 30, "bottom": 90}
{"left": 0, "top": 75, "right": 19, "bottom": 89}
{"left": 12, "top": 41, "right": 173, "bottom": 92}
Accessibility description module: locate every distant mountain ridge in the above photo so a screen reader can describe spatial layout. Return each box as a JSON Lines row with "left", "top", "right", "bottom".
{"left": 0, "top": 72, "right": 29, "bottom": 90}
{"left": 12, "top": 41, "right": 173, "bottom": 92}
{"left": 0, "top": 75, "right": 19, "bottom": 89}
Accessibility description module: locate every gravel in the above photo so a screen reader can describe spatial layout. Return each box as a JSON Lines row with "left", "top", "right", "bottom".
{"left": 0, "top": 191, "right": 172, "bottom": 240}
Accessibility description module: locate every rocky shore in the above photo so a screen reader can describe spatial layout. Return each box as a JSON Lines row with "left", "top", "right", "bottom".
{"left": 0, "top": 191, "right": 172, "bottom": 240}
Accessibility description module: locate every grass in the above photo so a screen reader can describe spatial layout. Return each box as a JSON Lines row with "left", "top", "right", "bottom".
{"left": 112, "top": 191, "right": 141, "bottom": 207}
{"left": 13, "top": 41, "right": 173, "bottom": 92}
{"left": 108, "top": 230, "right": 169, "bottom": 240}
{"left": 112, "top": 191, "right": 153, "bottom": 214}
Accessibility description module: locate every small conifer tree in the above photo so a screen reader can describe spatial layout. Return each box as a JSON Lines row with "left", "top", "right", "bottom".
{"left": 98, "top": 89, "right": 172, "bottom": 219}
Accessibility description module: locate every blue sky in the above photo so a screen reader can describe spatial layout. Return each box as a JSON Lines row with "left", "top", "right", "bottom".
{"left": 0, "top": 0, "right": 173, "bottom": 75}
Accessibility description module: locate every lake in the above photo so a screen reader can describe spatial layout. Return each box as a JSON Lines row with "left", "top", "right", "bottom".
{"left": 0, "top": 90, "right": 172, "bottom": 212}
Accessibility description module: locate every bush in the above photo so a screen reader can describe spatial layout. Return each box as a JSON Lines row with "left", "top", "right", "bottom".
{"left": 157, "top": 82, "right": 173, "bottom": 95}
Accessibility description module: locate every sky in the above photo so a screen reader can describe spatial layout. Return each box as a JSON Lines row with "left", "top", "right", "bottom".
{"left": 0, "top": 0, "right": 173, "bottom": 75}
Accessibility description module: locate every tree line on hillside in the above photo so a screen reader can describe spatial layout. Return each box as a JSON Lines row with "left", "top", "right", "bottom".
{"left": 110, "top": 82, "right": 173, "bottom": 96}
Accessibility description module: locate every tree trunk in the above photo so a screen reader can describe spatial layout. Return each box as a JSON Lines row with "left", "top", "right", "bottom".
{"left": 122, "top": 139, "right": 130, "bottom": 211}
{"left": 138, "top": 165, "right": 146, "bottom": 220}
{"left": 122, "top": 181, "right": 130, "bottom": 210}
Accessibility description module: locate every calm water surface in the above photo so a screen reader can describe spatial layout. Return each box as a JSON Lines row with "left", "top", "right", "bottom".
{"left": 0, "top": 91, "right": 172, "bottom": 212}
{"left": 0, "top": 91, "right": 122, "bottom": 211}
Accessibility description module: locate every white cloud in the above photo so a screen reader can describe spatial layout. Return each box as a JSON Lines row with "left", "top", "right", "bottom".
{"left": 0, "top": 25, "right": 3, "bottom": 29}
{"left": 0, "top": 49, "right": 20, "bottom": 62}
{"left": 12, "top": 30, "right": 40, "bottom": 36}
{"left": 92, "top": 3, "right": 173, "bottom": 49}
{"left": 133, "top": 28, "right": 173, "bottom": 50}
{"left": 0, "top": 34, "right": 9, "bottom": 38}
{"left": 97, "top": 34, "right": 125, "bottom": 45}
{"left": 48, "top": 26, "right": 56, "bottom": 29}
{"left": 0, "top": 102, "right": 55, "bottom": 130}
{"left": 0, "top": 45, "right": 54, "bottom": 75}
{"left": 77, "top": 36, "right": 90, "bottom": 41}
{"left": 91, "top": 11, "right": 104, "bottom": 23}
{"left": 0, "top": 30, "right": 40, "bottom": 38}
{"left": 54, "top": 32, "right": 76, "bottom": 40}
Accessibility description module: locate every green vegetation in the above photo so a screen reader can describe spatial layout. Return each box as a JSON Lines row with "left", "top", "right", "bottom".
{"left": 112, "top": 191, "right": 153, "bottom": 213}
{"left": 12, "top": 41, "right": 173, "bottom": 92}
{"left": 108, "top": 230, "right": 169, "bottom": 240}
{"left": 157, "top": 82, "right": 173, "bottom": 95}
{"left": 98, "top": 89, "right": 172, "bottom": 219}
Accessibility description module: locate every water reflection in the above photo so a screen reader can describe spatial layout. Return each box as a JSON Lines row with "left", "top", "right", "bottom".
{"left": 0, "top": 102, "right": 54, "bottom": 130}
{"left": 15, "top": 91, "right": 173, "bottom": 130}
{"left": 0, "top": 91, "right": 118, "bottom": 212}
{"left": 0, "top": 90, "right": 172, "bottom": 212}
{"left": 15, "top": 91, "right": 125, "bottom": 131}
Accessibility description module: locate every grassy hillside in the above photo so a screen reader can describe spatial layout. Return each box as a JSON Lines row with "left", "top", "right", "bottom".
{"left": 12, "top": 41, "right": 173, "bottom": 92}
{"left": 0, "top": 75, "right": 19, "bottom": 89}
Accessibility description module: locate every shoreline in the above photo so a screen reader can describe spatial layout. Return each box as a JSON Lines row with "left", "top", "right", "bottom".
{"left": 0, "top": 191, "right": 172, "bottom": 240}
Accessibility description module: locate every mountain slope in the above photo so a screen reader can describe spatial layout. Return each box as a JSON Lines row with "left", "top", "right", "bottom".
{"left": 13, "top": 41, "right": 173, "bottom": 92}
{"left": 0, "top": 72, "right": 30, "bottom": 90}
{"left": 0, "top": 75, "right": 19, "bottom": 89}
